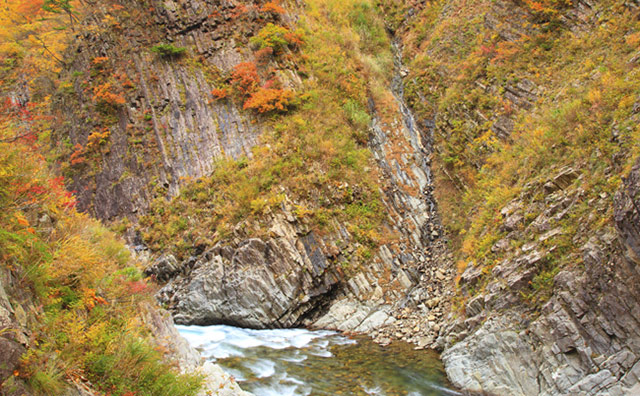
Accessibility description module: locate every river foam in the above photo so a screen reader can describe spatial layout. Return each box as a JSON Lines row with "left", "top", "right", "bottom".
{"left": 177, "top": 325, "right": 458, "bottom": 396}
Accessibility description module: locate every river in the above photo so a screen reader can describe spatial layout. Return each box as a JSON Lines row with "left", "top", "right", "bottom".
{"left": 177, "top": 325, "right": 462, "bottom": 396}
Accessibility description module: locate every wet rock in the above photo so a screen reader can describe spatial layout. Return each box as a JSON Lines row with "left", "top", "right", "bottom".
{"left": 141, "top": 303, "right": 252, "bottom": 396}
{"left": 159, "top": 233, "right": 341, "bottom": 328}
{"left": 442, "top": 318, "right": 540, "bottom": 396}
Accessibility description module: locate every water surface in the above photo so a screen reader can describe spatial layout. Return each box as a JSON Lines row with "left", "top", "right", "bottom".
{"left": 177, "top": 325, "right": 461, "bottom": 396}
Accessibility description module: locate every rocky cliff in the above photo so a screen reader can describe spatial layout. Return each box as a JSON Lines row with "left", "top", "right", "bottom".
{"left": 51, "top": 0, "right": 269, "bottom": 221}
{"left": 51, "top": 0, "right": 457, "bottom": 345}
{"left": 46, "top": 0, "right": 640, "bottom": 394}
{"left": 381, "top": 0, "right": 640, "bottom": 394}
{"left": 439, "top": 166, "right": 640, "bottom": 395}
{"left": 146, "top": 39, "right": 456, "bottom": 338}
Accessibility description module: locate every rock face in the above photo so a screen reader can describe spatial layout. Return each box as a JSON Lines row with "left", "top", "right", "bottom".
{"left": 52, "top": 0, "right": 456, "bottom": 339}
{"left": 384, "top": 0, "right": 640, "bottom": 392}
{"left": 52, "top": 0, "right": 270, "bottom": 221}
{"left": 146, "top": 38, "right": 456, "bottom": 337}
{"left": 150, "top": 186, "right": 449, "bottom": 334}
{"left": 156, "top": 234, "right": 342, "bottom": 328}
{"left": 0, "top": 268, "right": 32, "bottom": 396}
{"left": 439, "top": 162, "right": 640, "bottom": 396}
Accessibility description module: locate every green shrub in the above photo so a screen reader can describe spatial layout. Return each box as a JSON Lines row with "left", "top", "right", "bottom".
{"left": 343, "top": 99, "right": 371, "bottom": 131}
{"left": 28, "top": 369, "right": 66, "bottom": 396}
{"left": 150, "top": 44, "right": 187, "bottom": 58}
{"left": 250, "top": 23, "right": 303, "bottom": 52}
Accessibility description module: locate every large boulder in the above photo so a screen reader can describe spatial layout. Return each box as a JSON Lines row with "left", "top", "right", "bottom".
{"left": 157, "top": 234, "right": 341, "bottom": 328}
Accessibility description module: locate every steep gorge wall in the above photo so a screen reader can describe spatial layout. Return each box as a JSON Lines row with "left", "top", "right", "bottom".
{"left": 52, "top": 0, "right": 268, "bottom": 221}
{"left": 52, "top": 0, "right": 456, "bottom": 346}
{"left": 147, "top": 36, "right": 456, "bottom": 339}
{"left": 439, "top": 166, "right": 640, "bottom": 395}
{"left": 383, "top": 0, "right": 640, "bottom": 394}
{"left": 48, "top": 0, "right": 640, "bottom": 394}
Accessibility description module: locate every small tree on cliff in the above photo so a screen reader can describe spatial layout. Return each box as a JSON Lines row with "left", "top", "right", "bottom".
{"left": 42, "top": 0, "right": 77, "bottom": 29}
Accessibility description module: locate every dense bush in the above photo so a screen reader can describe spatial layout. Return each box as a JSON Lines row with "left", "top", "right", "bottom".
{"left": 150, "top": 43, "right": 187, "bottom": 58}
{"left": 243, "top": 88, "right": 296, "bottom": 113}
{"left": 250, "top": 23, "right": 303, "bottom": 52}
{"left": 230, "top": 62, "right": 260, "bottom": 95}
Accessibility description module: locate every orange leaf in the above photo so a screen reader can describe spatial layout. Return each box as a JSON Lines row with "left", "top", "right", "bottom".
{"left": 15, "top": 213, "right": 29, "bottom": 227}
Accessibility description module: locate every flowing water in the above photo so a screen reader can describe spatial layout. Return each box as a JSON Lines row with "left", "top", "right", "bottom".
{"left": 177, "top": 325, "right": 461, "bottom": 396}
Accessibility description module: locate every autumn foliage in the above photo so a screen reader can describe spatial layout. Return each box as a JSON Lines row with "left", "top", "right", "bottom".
{"left": 255, "top": 47, "right": 274, "bottom": 65}
{"left": 243, "top": 88, "right": 295, "bottom": 113}
{"left": 261, "top": 1, "right": 286, "bottom": 14}
{"left": 211, "top": 88, "right": 230, "bottom": 100}
{"left": 250, "top": 23, "right": 303, "bottom": 52}
{"left": 93, "top": 82, "right": 126, "bottom": 108}
{"left": 230, "top": 62, "right": 261, "bottom": 95}
{"left": 0, "top": 3, "right": 203, "bottom": 395}
{"left": 86, "top": 127, "right": 111, "bottom": 150}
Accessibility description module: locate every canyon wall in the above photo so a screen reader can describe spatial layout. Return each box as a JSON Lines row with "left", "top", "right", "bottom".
{"left": 52, "top": 0, "right": 455, "bottom": 345}
{"left": 384, "top": 0, "right": 640, "bottom": 394}
{"left": 49, "top": 0, "right": 640, "bottom": 395}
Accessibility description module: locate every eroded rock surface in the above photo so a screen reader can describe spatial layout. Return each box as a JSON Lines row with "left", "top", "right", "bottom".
{"left": 439, "top": 161, "right": 640, "bottom": 396}
{"left": 141, "top": 303, "right": 253, "bottom": 396}
{"left": 52, "top": 0, "right": 271, "bottom": 221}
{"left": 155, "top": 232, "right": 342, "bottom": 328}
{"left": 147, "top": 39, "right": 456, "bottom": 338}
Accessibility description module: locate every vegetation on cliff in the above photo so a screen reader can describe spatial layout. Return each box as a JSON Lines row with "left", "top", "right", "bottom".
{"left": 136, "top": 0, "right": 398, "bottom": 260}
{"left": 379, "top": 0, "right": 640, "bottom": 307}
{"left": 0, "top": 2, "right": 202, "bottom": 394}
{"left": 4, "top": 0, "right": 640, "bottom": 392}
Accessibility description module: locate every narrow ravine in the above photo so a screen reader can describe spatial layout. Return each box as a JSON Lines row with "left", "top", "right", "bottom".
{"left": 177, "top": 325, "right": 462, "bottom": 396}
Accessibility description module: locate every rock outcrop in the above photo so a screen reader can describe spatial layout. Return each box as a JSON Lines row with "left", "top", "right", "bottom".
{"left": 141, "top": 303, "right": 253, "bottom": 396}
{"left": 154, "top": 232, "right": 342, "bottom": 328}
{"left": 0, "top": 268, "right": 32, "bottom": 396}
{"left": 52, "top": 0, "right": 273, "bottom": 221}
{"left": 382, "top": 0, "right": 640, "bottom": 393}
{"left": 438, "top": 163, "right": 640, "bottom": 396}
{"left": 145, "top": 38, "right": 456, "bottom": 338}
